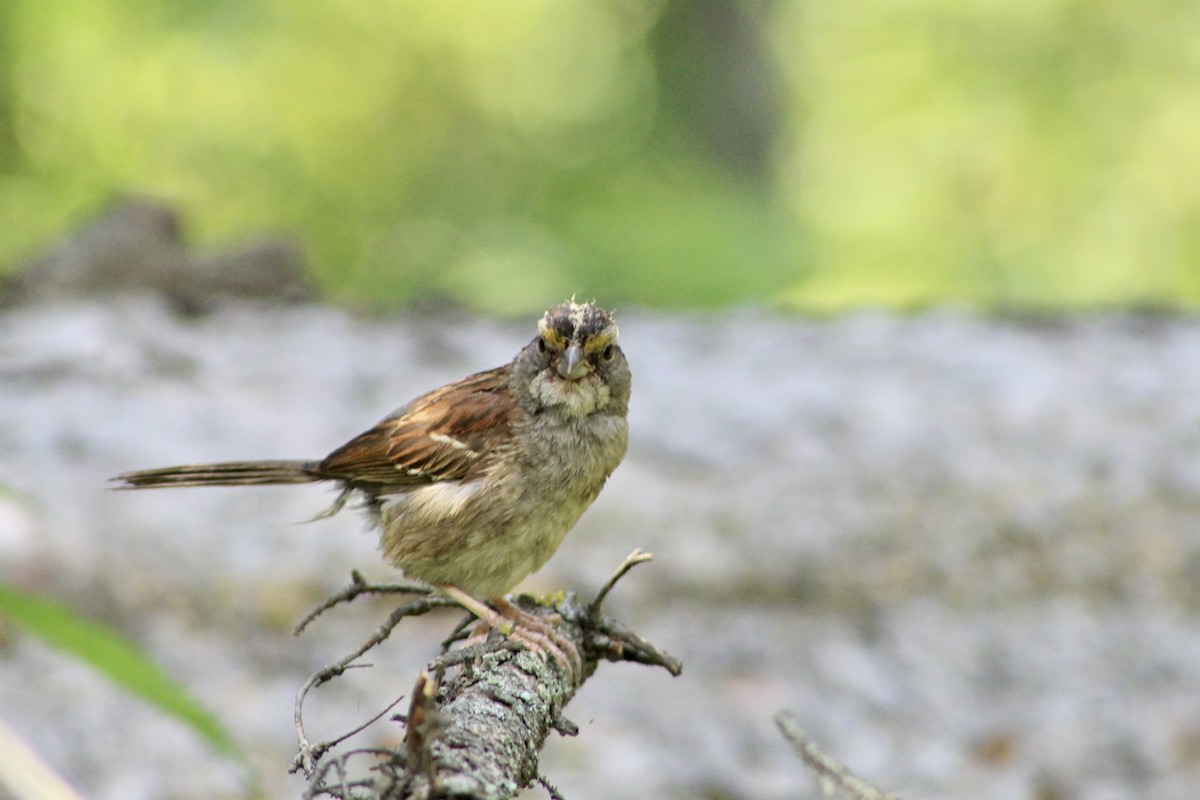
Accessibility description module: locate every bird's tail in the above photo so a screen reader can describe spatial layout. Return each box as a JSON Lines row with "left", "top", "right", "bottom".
{"left": 111, "top": 460, "right": 322, "bottom": 489}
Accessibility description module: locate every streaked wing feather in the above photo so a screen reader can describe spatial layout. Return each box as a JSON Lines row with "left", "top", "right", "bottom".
{"left": 316, "top": 366, "right": 519, "bottom": 489}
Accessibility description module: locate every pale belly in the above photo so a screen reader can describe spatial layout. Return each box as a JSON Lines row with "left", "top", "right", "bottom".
{"left": 375, "top": 412, "right": 627, "bottom": 597}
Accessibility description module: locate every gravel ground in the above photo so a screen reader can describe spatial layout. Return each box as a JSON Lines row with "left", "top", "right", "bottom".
{"left": 2, "top": 297, "right": 1199, "bottom": 799}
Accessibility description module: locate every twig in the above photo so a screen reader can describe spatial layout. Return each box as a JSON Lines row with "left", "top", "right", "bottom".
{"left": 292, "top": 593, "right": 459, "bottom": 776}
{"left": 293, "top": 570, "right": 433, "bottom": 636}
{"left": 535, "top": 774, "right": 567, "bottom": 800}
{"left": 438, "top": 611, "right": 480, "bottom": 653}
{"left": 303, "top": 749, "right": 404, "bottom": 800}
{"left": 318, "top": 693, "right": 408, "bottom": 763}
{"left": 584, "top": 614, "right": 682, "bottom": 676}
{"left": 332, "top": 757, "right": 351, "bottom": 800}
{"left": 587, "top": 548, "right": 653, "bottom": 619}
{"left": 775, "top": 711, "right": 900, "bottom": 800}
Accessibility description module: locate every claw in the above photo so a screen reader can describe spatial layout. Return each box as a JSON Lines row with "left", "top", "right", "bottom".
{"left": 493, "top": 596, "right": 581, "bottom": 684}
{"left": 440, "top": 586, "right": 582, "bottom": 684}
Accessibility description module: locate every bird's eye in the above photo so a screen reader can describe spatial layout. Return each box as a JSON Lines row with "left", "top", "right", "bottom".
{"left": 602, "top": 344, "right": 615, "bottom": 360}
{"left": 537, "top": 338, "right": 548, "bottom": 354}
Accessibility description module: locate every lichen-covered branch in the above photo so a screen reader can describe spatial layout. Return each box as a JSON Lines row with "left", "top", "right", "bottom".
{"left": 297, "top": 553, "right": 681, "bottom": 800}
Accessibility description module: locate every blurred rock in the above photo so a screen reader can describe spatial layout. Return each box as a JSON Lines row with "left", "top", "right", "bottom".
{"left": 1, "top": 198, "right": 315, "bottom": 312}
{"left": 1, "top": 199, "right": 186, "bottom": 306}
{"left": 190, "top": 238, "right": 312, "bottom": 311}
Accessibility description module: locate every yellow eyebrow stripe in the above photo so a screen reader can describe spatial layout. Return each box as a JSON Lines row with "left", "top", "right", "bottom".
{"left": 537, "top": 318, "right": 569, "bottom": 349}
{"left": 581, "top": 327, "right": 618, "bottom": 353}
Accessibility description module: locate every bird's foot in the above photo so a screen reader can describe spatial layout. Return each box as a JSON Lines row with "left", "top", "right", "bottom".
{"left": 492, "top": 596, "right": 581, "bottom": 684}
{"left": 442, "top": 586, "right": 581, "bottom": 684}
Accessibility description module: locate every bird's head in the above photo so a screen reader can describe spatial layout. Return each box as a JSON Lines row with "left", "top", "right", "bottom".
{"left": 516, "top": 300, "right": 630, "bottom": 418}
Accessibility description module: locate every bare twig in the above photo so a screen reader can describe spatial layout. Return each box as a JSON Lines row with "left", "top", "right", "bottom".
{"left": 438, "top": 611, "right": 480, "bottom": 653}
{"left": 585, "top": 614, "right": 682, "bottom": 676}
{"left": 588, "top": 548, "right": 653, "bottom": 619}
{"left": 331, "top": 757, "right": 350, "bottom": 800}
{"left": 535, "top": 774, "right": 567, "bottom": 800}
{"left": 314, "top": 693, "right": 408, "bottom": 764}
{"left": 775, "top": 711, "right": 900, "bottom": 800}
{"left": 403, "top": 669, "right": 441, "bottom": 773}
{"left": 302, "top": 749, "right": 404, "bottom": 800}
{"left": 292, "top": 593, "right": 459, "bottom": 776}
{"left": 293, "top": 570, "right": 433, "bottom": 636}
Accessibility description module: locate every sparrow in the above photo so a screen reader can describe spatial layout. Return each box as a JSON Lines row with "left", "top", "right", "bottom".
{"left": 113, "top": 300, "right": 630, "bottom": 676}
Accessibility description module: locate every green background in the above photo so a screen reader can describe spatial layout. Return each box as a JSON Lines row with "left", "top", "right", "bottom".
{"left": 2, "top": 0, "right": 1198, "bottom": 313}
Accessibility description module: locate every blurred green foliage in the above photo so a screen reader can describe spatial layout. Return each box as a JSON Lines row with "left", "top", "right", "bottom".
{"left": 0, "top": 583, "right": 242, "bottom": 762}
{"left": 1, "top": 0, "right": 1198, "bottom": 312}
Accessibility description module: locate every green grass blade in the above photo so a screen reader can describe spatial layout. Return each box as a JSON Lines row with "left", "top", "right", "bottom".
{"left": 0, "top": 584, "right": 240, "bottom": 760}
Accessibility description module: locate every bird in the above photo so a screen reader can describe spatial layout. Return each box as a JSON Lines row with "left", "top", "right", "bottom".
{"left": 112, "top": 300, "right": 630, "bottom": 676}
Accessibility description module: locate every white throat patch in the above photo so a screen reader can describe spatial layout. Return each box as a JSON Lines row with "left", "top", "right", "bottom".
{"left": 529, "top": 372, "right": 609, "bottom": 418}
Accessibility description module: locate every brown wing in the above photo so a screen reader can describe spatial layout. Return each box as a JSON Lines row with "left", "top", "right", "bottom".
{"left": 315, "top": 366, "right": 521, "bottom": 491}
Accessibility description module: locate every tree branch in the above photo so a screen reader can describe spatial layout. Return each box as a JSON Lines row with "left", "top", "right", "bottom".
{"left": 295, "top": 552, "right": 681, "bottom": 800}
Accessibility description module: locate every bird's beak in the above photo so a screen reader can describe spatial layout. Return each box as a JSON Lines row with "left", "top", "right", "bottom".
{"left": 557, "top": 344, "right": 589, "bottom": 380}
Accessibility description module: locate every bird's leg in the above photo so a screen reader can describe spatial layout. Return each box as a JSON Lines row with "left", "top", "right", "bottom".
{"left": 440, "top": 585, "right": 580, "bottom": 684}
{"left": 441, "top": 587, "right": 511, "bottom": 650}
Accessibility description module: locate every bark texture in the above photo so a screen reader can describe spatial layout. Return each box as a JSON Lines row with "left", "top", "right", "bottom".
{"left": 304, "top": 590, "right": 680, "bottom": 800}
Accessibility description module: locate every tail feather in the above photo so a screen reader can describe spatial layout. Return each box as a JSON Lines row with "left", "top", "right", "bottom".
{"left": 112, "top": 460, "right": 322, "bottom": 489}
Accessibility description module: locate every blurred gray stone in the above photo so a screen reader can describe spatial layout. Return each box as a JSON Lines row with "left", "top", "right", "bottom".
{"left": 0, "top": 299, "right": 1198, "bottom": 800}
{"left": 1, "top": 198, "right": 315, "bottom": 313}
